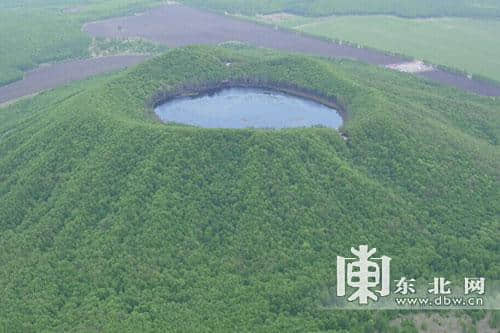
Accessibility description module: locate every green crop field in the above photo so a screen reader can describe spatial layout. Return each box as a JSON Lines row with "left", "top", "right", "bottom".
{"left": 0, "top": 45, "right": 499, "bottom": 331}
{"left": 0, "top": 0, "right": 165, "bottom": 86}
{"left": 182, "top": 0, "right": 500, "bottom": 82}
{"left": 180, "top": 0, "right": 500, "bottom": 18}
{"left": 268, "top": 15, "right": 500, "bottom": 82}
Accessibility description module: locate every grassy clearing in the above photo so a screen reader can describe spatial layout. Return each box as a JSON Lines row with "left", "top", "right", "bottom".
{"left": 255, "top": 15, "right": 500, "bottom": 82}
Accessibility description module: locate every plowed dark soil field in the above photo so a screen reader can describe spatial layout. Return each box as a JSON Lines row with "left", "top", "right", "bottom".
{"left": 0, "top": 56, "right": 149, "bottom": 105}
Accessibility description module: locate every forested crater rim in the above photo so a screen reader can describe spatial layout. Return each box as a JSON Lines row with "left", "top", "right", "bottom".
{"left": 151, "top": 81, "right": 346, "bottom": 130}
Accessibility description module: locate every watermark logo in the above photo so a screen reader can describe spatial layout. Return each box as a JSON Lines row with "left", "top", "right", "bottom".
{"left": 336, "top": 245, "right": 390, "bottom": 304}
{"left": 329, "top": 245, "right": 499, "bottom": 310}
{"left": 464, "top": 278, "right": 485, "bottom": 295}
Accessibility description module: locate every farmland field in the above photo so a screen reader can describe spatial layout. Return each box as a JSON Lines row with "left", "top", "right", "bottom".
{"left": 3, "top": 0, "right": 500, "bottom": 87}
{"left": 5, "top": 4, "right": 500, "bottom": 106}
{"left": 0, "top": 55, "right": 148, "bottom": 105}
{"left": 180, "top": 0, "right": 500, "bottom": 18}
{"left": 271, "top": 15, "right": 500, "bottom": 82}
{"left": 185, "top": 0, "right": 500, "bottom": 83}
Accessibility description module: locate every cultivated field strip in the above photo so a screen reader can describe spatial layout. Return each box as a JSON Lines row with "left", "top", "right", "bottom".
{"left": 0, "top": 56, "right": 149, "bottom": 105}
{"left": 1, "top": 4, "right": 499, "bottom": 105}
{"left": 85, "top": 4, "right": 500, "bottom": 96}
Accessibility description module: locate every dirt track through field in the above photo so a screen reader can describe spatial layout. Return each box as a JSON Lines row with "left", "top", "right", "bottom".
{"left": 1, "top": 4, "right": 499, "bottom": 105}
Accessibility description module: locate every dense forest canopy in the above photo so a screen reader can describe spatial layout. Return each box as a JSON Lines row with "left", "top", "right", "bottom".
{"left": 0, "top": 45, "right": 498, "bottom": 331}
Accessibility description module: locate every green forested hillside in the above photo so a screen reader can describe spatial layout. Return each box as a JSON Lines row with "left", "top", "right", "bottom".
{"left": 0, "top": 46, "right": 499, "bottom": 331}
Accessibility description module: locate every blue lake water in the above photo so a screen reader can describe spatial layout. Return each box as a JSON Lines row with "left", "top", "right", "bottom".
{"left": 154, "top": 88, "right": 343, "bottom": 129}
